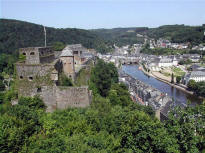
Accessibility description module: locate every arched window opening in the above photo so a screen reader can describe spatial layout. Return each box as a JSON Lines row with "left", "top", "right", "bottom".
{"left": 28, "top": 76, "right": 33, "bottom": 81}
{"left": 30, "top": 52, "right": 35, "bottom": 55}
{"left": 37, "top": 87, "right": 42, "bottom": 92}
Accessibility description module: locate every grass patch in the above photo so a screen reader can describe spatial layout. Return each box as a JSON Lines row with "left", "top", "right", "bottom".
{"left": 172, "top": 67, "right": 185, "bottom": 77}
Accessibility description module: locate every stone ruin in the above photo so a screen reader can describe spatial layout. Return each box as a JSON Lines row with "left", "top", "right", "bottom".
{"left": 16, "top": 46, "right": 92, "bottom": 112}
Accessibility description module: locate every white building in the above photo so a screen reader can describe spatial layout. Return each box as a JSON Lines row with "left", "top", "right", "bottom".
{"left": 184, "top": 71, "right": 205, "bottom": 85}
{"left": 158, "top": 56, "right": 178, "bottom": 67}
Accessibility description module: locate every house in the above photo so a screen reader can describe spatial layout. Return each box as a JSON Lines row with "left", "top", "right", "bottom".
{"left": 183, "top": 54, "right": 201, "bottom": 62}
{"left": 184, "top": 71, "right": 205, "bottom": 85}
{"left": 158, "top": 56, "right": 178, "bottom": 67}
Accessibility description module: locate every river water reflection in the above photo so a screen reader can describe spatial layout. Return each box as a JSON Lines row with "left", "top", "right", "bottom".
{"left": 122, "top": 65, "right": 202, "bottom": 105}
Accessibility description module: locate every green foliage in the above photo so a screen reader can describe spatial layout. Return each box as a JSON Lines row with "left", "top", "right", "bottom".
{"left": 108, "top": 83, "right": 132, "bottom": 106}
{"left": 165, "top": 104, "right": 205, "bottom": 152}
{"left": 176, "top": 76, "right": 181, "bottom": 84}
{"left": 187, "top": 79, "right": 197, "bottom": 90}
{"left": 0, "top": 98, "right": 44, "bottom": 153}
{"left": 18, "top": 53, "right": 26, "bottom": 62}
{"left": 0, "top": 19, "right": 111, "bottom": 54}
{"left": 75, "top": 62, "right": 93, "bottom": 86}
{"left": 147, "top": 25, "right": 205, "bottom": 45}
{"left": 0, "top": 53, "right": 16, "bottom": 75}
{"left": 0, "top": 93, "right": 4, "bottom": 104}
{"left": 179, "top": 59, "right": 192, "bottom": 65}
{"left": 52, "top": 42, "right": 66, "bottom": 51}
{"left": 90, "top": 59, "right": 118, "bottom": 97}
{"left": 93, "top": 25, "right": 205, "bottom": 47}
{"left": 188, "top": 81, "right": 205, "bottom": 97}
{"left": 58, "top": 73, "right": 73, "bottom": 86}
{"left": 0, "top": 56, "right": 204, "bottom": 152}
{"left": 0, "top": 80, "right": 5, "bottom": 91}
{"left": 92, "top": 27, "right": 146, "bottom": 47}
{"left": 18, "top": 95, "right": 46, "bottom": 110}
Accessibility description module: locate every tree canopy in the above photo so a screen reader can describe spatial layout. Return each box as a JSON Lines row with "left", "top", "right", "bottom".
{"left": 0, "top": 58, "right": 204, "bottom": 153}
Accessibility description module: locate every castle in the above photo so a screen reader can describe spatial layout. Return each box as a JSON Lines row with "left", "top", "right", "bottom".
{"left": 16, "top": 44, "right": 95, "bottom": 112}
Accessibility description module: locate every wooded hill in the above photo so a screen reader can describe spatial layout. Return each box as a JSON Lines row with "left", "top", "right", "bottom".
{"left": 147, "top": 25, "right": 205, "bottom": 45}
{"left": 91, "top": 27, "right": 147, "bottom": 47}
{"left": 0, "top": 19, "right": 111, "bottom": 54}
{"left": 1, "top": 19, "right": 205, "bottom": 54}
{"left": 92, "top": 24, "right": 205, "bottom": 46}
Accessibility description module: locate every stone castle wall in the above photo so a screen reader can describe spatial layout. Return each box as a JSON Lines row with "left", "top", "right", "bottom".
{"left": 20, "top": 47, "right": 40, "bottom": 64}
{"left": 16, "top": 63, "right": 54, "bottom": 80}
{"left": 18, "top": 84, "right": 91, "bottom": 112}
{"left": 19, "top": 47, "right": 55, "bottom": 64}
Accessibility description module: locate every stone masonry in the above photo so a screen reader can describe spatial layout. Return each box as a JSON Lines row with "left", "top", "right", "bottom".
{"left": 18, "top": 85, "right": 91, "bottom": 112}
{"left": 16, "top": 46, "right": 92, "bottom": 112}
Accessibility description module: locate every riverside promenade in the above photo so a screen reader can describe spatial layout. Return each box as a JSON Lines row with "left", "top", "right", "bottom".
{"left": 140, "top": 64, "right": 194, "bottom": 96}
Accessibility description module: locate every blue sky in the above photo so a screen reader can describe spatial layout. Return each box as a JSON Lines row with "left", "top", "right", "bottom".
{"left": 0, "top": 0, "right": 205, "bottom": 29}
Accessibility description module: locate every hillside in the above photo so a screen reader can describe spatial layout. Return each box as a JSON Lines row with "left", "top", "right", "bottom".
{"left": 91, "top": 27, "right": 148, "bottom": 47}
{"left": 0, "top": 19, "right": 111, "bottom": 54}
{"left": 92, "top": 25, "right": 205, "bottom": 46}
{"left": 147, "top": 24, "right": 205, "bottom": 45}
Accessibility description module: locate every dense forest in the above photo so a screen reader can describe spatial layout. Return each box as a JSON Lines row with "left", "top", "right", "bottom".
{"left": 0, "top": 19, "right": 112, "bottom": 54}
{"left": 147, "top": 25, "right": 205, "bottom": 45}
{"left": 91, "top": 27, "right": 147, "bottom": 47}
{"left": 92, "top": 24, "right": 205, "bottom": 46}
{"left": 0, "top": 59, "right": 204, "bottom": 152}
{"left": 1, "top": 19, "right": 205, "bottom": 55}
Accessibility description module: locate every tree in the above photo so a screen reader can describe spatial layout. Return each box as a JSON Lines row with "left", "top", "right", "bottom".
{"left": 187, "top": 79, "right": 197, "bottom": 90}
{"left": 52, "top": 42, "right": 66, "bottom": 51}
{"left": 171, "top": 73, "right": 174, "bottom": 83}
{"left": 18, "top": 95, "right": 46, "bottom": 110}
{"left": 0, "top": 80, "right": 5, "bottom": 91}
{"left": 176, "top": 76, "right": 181, "bottom": 84}
{"left": 58, "top": 73, "right": 73, "bottom": 86}
{"left": 165, "top": 104, "right": 205, "bottom": 152}
{"left": 107, "top": 62, "right": 119, "bottom": 83}
{"left": 90, "top": 59, "right": 112, "bottom": 97}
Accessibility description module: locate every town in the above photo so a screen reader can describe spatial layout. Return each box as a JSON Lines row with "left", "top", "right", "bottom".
{"left": 1, "top": 0, "right": 205, "bottom": 152}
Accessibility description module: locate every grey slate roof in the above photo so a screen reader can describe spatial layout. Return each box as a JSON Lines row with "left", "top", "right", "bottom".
{"left": 66, "top": 44, "right": 86, "bottom": 51}
{"left": 60, "top": 46, "right": 73, "bottom": 57}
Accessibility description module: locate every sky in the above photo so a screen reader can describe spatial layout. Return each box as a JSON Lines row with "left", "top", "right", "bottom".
{"left": 0, "top": 0, "right": 205, "bottom": 29}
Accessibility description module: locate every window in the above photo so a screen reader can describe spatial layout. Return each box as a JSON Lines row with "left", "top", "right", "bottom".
{"left": 37, "top": 87, "right": 42, "bottom": 92}
{"left": 20, "top": 76, "right": 23, "bottom": 79}
{"left": 30, "top": 52, "right": 35, "bottom": 55}
{"left": 73, "top": 51, "right": 78, "bottom": 54}
{"left": 75, "top": 62, "right": 76, "bottom": 64}
{"left": 22, "top": 52, "right": 26, "bottom": 55}
{"left": 28, "top": 76, "right": 33, "bottom": 81}
{"left": 69, "top": 75, "right": 72, "bottom": 78}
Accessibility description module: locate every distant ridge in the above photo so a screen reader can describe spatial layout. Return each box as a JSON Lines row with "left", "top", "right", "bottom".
{"left": 92, "top": 25, "right": 205, "bottom": 47}
{"left": 0, "top": 19, "right": 110, "bottom": 54}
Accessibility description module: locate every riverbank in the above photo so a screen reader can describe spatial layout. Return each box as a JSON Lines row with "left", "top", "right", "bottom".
{"left": 140, "top": 64, "right": 194, "bottom": 95}
{"left": 140, "top": 64, "right": 205, "bottom": 101}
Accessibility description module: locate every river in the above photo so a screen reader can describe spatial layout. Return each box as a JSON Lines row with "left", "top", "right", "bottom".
{"left": 122, "top": 65, "right": 203, "bottom": 105}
